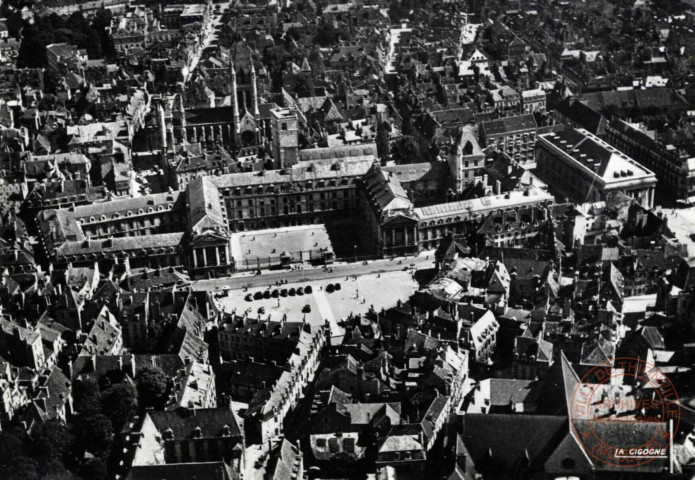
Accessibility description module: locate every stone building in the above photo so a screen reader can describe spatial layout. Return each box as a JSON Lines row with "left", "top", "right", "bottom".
{"left": 604, "top": 119, "right": 695, "bottom": 204}
{"left": 536, "top": 128, "right": 657, "bottom": 208}
{"left": 480, "top": 114, "right": 538, "bottom": 166}
{"left": 446, "top": 127, "right": 485, "bottom": 193}
{"left": 0, "top": 318, "right": 45, "bottom": 369}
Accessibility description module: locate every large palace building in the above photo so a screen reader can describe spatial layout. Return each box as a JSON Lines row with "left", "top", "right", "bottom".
{"left": 38, "top": 141, "right": 553, "bottom": 278}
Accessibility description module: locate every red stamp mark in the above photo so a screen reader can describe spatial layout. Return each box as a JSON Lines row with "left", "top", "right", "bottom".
{"left": 569, "top": 357, "right": 680, "bottom": 468}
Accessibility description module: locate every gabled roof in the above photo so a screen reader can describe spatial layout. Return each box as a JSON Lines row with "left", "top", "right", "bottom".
{"left": 128, "top": 462, "right": 234, "bottom": 480}
{"left": 147, "top": 407, "right": 242, "bottom": 440}
{"left": 320, "top": 97, "right": 343, "bottom": 122}
{"left": 361, "top": 163, "right": 414, "bottom": 215}
{"left": 187, "top": 176, "right": 227, "bottom": 235}
{"left": 554, "top": 98, "right": 607, "bottom": 135}
{"left": 462, "top": 413, "right": 566, "bottom": 474}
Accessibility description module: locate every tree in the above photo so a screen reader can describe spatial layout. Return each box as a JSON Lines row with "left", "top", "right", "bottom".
{"left": 4, "top": 456, "right": 40, "bottom": 480}
{"left": 136, "top": 365, "right": 168, "bottom": 410}
{"left": 314, "top": 22, "right": 340, "bottom": 47}
{"left": 101, "top": 382, "right": 137, "bottom": 432}
{"left": 79, "top": 456, "right": 109, "bottom": 480}
{"left": 285, "top": 26, "right": 303, "bottom": 42}
{"left": 376, "top": 122, "right": 391, "bottom": 164}
{"left": 391, "top": 136, "right": 421, "bottom": 164}
{"left": 263, "top": 45, "right": 290, "bottom": 75}
{"left": 76, "top": 415, "right": 113, "bottom": 455}
{"left": 73, "top": 378, "right": 101, "bottom": 417}
{"left": 30, "top": 419, "right": 73, "bottom": 466}
{"left": 0, "top": 428, "right": 29, "bottom": 469}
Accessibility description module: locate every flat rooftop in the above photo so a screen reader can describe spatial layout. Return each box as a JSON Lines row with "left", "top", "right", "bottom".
{"left": 231, "top": 225, "right": 333, "bottom": 265}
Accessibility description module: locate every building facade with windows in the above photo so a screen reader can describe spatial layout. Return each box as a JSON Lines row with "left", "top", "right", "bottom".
{"left": 536, "top": 128, "right": 657, "bottom": 208}
{"left": 480, "top": 114, "right": 538, "bottom": 166}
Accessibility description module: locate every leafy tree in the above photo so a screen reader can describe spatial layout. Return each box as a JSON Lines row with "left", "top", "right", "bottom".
{"left": 17, "top": 23, "right": 49, "bottom": 68}
{"left": 0, "top": 427, "right": 29, "bottom": 468}
{"left": 314, "top": 22, "right": 340, "bottom": 47}
{"left": 78, "top": 456, "right": 109, "bottom": 480}
{"left": 42, "top": 470, "right": 78, "bottom": 480}
{"left": 73, "top": 378, "right": 102, "bottom": 417}
{"left": 391, "top": 136, "right": 421, "bottom": 164}
{"left": 263, "top": 45, "right": 290, "bottom": 91}
{"left": 285, "top": 26, "right": 303, "bottom": 42}
{"left": 136, "top": 365, "right": 169, "bottom": 410}
{"left": 30, "top": 419, "right": 73, "bottom": 465}
{"left": 101, "top": 382, "right": 137, "bottom": 432}
{"left": 76, "top": 414, "right": 113, "bottom": 455}
{"left": 376, "top": 122, "right": 391, "bottom": 164}
{"left": 16, "top": 10, "right": 116, "bottom": 69}
{"left": 4, "top": 456, "right": 40, "bottom": 480}
{"left": 92, "top": 9, "right": 116, "bottom": 58}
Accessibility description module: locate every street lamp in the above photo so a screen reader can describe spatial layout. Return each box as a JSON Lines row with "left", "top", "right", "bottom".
{"left": 354, "top": 244, "right": 357, "bottom": 263}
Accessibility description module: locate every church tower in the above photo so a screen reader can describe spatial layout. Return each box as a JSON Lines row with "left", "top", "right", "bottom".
{"left": 230, "top": 59, "right": 240, "bottom": 140}
{"left": 157, "top": 103, "right": 167, "bottom": 152}
{"left": 250, "top": 61, "right": 260, "bottom": 118}
{"left": 175, "top": 89, "right": 187, "bottom": 143}
{"left": 270, "top": 107, "right": 299, "bottom": 168}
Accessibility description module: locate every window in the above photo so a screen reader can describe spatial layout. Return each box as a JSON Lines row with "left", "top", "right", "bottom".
{"left": 281, "top": 123, "right": 287, "bottom": 131}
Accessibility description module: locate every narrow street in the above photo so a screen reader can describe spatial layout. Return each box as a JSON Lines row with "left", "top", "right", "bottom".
{"left": 193, "top": 253, "right": 435, "bottom": 291}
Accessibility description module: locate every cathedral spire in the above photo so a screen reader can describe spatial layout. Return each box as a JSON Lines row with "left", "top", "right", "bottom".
{"left": 250, "top": 61, "right": 260, "bottom": 118}
{"left": 157, "top": 102, "right": 167, "bottom": 152}
{"left": 230, "top": 58, "right": 240, "bottom": 133}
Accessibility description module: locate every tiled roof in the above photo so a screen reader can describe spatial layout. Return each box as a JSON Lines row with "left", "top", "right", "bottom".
{"left": 362, "top": 163, "right": 413, "bottom": 215}
{"left": 462, "top": 413, "right": 565, "bottom": 473}
{"left": 168, "top": 361, "right": 215, "bottom": 410}
{"left": 148, "top": 407, "right": 242, "bottom": 440}
{"left": 57, "top": 233, "right": 184, "bottom": 257}
{"left": 80, "top": 308, "right": 121, "bottom": 356}
{"left": 187, "top": 176, "right": 226, "bottom": 234}
{"left": 129, "top": 462, "right": 234, "bottom": 480}
{"left": 211, "top": 157, "right": 372, "bottom": 189}
{"left": 269, "top": 439, "right": 302, "bottom": 480}
{"left": 64, "top": 190, "right": 183, "bottom": 221}
{"left": 416, "top": 188, "right": 553, "bottom": 222}
{"left": 482, "top": 114, "right": 537, "bottom": 136}
{"left": 341, "top": 402, "right": 401, "bottom": 425}
{"left": 384, "top": 162, "right": 449, "bottom": 184}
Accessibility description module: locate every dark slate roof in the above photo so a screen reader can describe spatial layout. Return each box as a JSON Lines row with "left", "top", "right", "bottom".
{"left": 554, "top": 98, "right": 607, "bottom": 135}
{"left": 540, "top": 128, "right": 618, "bottom": 176}
{"left": 580, "top": 88, "right": 688, "bottom": 113}
{"left": 128, "top": 462, "right": 234, "bottom": 480}
{"left": 147, "top": 407, "right": 242, "bottom": 440}
{"left": 571, "top": 419, "right": 668, "bottom": 472}
{"left": 462, "top": 414, "right": 566, "bottom": 474}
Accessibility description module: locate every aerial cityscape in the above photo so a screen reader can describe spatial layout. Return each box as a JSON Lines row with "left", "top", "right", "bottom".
{"left": 2, "top": 0, "right": 695, "bottom": 478}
